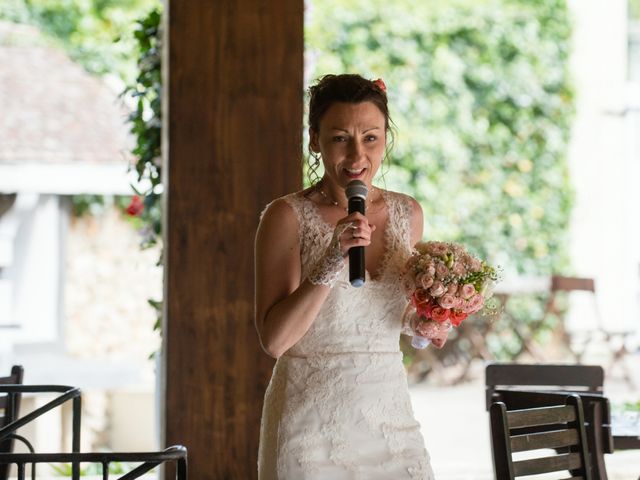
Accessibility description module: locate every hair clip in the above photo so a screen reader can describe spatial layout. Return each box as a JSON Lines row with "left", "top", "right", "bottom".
{"left": 373, "top": 78, "right": 387, "bottom": 93}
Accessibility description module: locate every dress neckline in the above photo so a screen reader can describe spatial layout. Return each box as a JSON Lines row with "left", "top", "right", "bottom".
{"left": 301, "top": 190, "right": 395, "bottom": 282}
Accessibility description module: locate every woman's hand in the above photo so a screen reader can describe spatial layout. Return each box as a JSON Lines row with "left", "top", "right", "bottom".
{"left": 430, "top": 328, "right": 449, "bottom": 349}
{"left": 334, "top": 212, "right": 377, "bottom": 257}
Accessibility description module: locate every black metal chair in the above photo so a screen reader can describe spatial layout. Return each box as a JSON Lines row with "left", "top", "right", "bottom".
{"left": 0, "top": 445, "right": 188, "bottom": 480}
{"left": 0, "top": 365, "right": 25, "bottom": 480}
{"left": 0, "top": 380, "right": 188, "bottom": 479}
{"left": 490, "top": 393, "right": 592, "bottom": 479}
{"left": 486, "top": 363, "right": 611, "bottom": 479}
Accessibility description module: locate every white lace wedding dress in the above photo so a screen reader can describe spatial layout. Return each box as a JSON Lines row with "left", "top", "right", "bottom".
{"left": 258, "top": 190, "right": 434, "bottom": 480}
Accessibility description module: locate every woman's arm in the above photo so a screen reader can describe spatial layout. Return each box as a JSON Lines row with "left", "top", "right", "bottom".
{"left": 254, "top": 198, "right": 332, "bottom": 358}
{"left": 255, "top": 199, "right": 371, "bottom": 358}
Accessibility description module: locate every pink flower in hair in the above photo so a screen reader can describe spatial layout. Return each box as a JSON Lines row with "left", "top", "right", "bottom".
{"left": 373, "top": 78, "right": 387, "bottom": 93}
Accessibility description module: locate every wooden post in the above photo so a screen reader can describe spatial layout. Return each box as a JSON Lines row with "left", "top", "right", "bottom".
{"left": 162, "top": 1, "right": 303, "bottom": 478}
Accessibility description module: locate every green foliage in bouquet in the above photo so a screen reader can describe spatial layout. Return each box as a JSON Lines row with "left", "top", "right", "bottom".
{"left": 307, "top": 0, "right": 575, "bottom": 362}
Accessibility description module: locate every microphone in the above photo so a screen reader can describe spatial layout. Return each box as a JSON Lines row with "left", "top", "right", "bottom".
{"left": 345, "top": 180, "right": 368, "bottom": 287}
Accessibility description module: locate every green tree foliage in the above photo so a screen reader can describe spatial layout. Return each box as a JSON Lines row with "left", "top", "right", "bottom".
{"left": 307, "top": 0, "right": 574, "bottom": 277}
{"left": 630, "top": 0, "right": 640, "bottom": 21}
{"left": 0, "top": 0, "right": 159, "bottom": 80}
{"left": 122, "top": 8, "right": 162, "bottom": 249}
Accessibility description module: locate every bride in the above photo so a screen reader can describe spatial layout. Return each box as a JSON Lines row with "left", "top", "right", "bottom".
{"left": 255, "top": 74, "right": 446, "bottom": 479}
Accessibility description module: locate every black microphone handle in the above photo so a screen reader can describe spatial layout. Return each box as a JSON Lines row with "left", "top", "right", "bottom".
{"left": 348, "top": 196, "right": 366, "bottom": 287}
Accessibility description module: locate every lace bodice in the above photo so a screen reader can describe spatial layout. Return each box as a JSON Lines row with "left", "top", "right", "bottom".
{"left": 281, "top": 189, "right": 414, "bottom": 356}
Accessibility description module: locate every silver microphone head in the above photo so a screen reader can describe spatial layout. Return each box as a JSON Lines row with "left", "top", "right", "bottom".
{"left": 345, "top": 180, "right": 368, "bottom": 200}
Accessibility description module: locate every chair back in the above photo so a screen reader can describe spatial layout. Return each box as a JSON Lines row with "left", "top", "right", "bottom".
{"left": 490, "top": 394, "right": 592, "bottom": 479}
{"left": 0, "top": 365, "right": 24, "bottom": 480}
{"left": 485, "top": 363, "right": 604, "bottom": 410}
{"left": 551, "top": 276, "right": 595, "bottom": 292}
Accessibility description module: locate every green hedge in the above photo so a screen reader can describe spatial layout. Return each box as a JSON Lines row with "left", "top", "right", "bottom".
{"left": 306, "top": 0, "right": 574, "bottom": 277}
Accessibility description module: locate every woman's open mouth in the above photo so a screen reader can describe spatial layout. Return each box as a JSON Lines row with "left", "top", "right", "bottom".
{"left": 344, "top": 168, "right": 366, "bottom": 179}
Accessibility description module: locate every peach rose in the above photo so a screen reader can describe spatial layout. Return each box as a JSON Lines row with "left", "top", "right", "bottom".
{"left": 431, "top": 306, "right": 450, "bottom": 323}
{"left": 450, "top": 310, "right": 468, "bottom": 327}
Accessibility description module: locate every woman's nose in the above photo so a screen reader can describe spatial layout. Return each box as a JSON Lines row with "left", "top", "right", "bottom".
{"left": 348, "top": 139, "right": 365, "bottom": 159}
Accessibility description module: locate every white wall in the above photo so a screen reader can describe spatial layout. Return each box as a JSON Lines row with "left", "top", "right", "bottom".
{"left": 566, "top": 0, "right": 639, "bottom": 331}
{"left": 0, "top": 193, "right": 65, "bottom": 351}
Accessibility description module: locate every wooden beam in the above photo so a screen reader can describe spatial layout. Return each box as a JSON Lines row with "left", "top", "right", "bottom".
{"left": 162, "top": 1, "right": 303, "bottom": 478}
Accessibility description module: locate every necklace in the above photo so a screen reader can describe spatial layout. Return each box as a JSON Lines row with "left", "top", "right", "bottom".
{"left": 317, "top": 183, "right": 377, "bottom": 212}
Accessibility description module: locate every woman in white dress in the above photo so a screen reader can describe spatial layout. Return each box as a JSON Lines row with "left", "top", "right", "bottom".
{"left": 255, "top": 74, "right": 447, "bottom": 479}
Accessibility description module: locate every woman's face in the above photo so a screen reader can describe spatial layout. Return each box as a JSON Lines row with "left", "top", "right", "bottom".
{"left": 310, "top": 101, "right": 386, "bottom": 191}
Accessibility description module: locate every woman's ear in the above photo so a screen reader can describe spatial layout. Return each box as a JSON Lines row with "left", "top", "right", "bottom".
{"left": 309, "top": 128, "right": 320, "bottom": 153}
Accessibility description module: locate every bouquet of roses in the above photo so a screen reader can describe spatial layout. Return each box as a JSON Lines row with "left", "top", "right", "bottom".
{"left": 402, "top": 241, "right": 498, "bottom": 349}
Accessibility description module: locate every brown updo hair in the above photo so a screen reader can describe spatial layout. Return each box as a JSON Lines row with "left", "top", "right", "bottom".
{"left": 308, "top": 74, "right": 391, "bottom": 134}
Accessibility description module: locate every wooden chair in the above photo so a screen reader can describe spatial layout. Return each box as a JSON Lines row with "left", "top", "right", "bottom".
{"left": 490, "top": 394, "right": 592, "bottom": 479}
{"left": 544, "top": 276, "right": 633, "bottom": 384}
{"left": 485, "top": 363, "right": 604, "bottom": 410}
{"left": 0, "top": 365, "right": 24, "bottom": 480}
{"left": 486, "top": 363, "right": 611, "bottom": 479}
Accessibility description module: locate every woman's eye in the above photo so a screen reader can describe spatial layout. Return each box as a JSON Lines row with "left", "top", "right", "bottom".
{"left": 332, "top": 136, "right": 346, "bottom": 142}
{"left": 365, "top": 135, "right": 377, "bottom": 142}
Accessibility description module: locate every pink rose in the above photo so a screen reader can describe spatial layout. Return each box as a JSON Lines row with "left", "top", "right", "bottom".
{"left": 402, "top": 275, "right": 415, "bottom": 296}
{"left": 452, "top": 262, "right": 465, "bottom": 276}
{"left": 438, "top": 293, "right": 456, "bottom": 309}
{"left": 461, "top": 283, "right": 476, "bottom": 299}
{"left": 405, "top": 255, "right": 420, "bottom": 269}
{"left": 429, "top": 281, "right": 445, "bottom": 298}
{"left": 426, "top": 242, "right": 448, "bottom": 256}
{"left": 412, "top": 289, "right": 430, "bottom": 305}
{"left": 435, "top": 263, "right": 449, "bottom": 279}
{"left": 447, "top": 283, "right": 458, "bottom": 295}
{"left": 468, "top": 257, "right": 482, "bottom": 272}
{"left": 414, "top": 318, "right": 437, "bottom": 338}
{"left": 431, "top": 306, "right": 450, "bottom": 323}
{"left": 418, "top": 272, "right": 434, "bottom": 289}
{"left": 466, "top": 294, "right": 484, "bottom": 314}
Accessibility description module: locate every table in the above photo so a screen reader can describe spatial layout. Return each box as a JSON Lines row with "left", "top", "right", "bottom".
{"left": 612, "top": 410, "right": 640, "bottom": 450}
